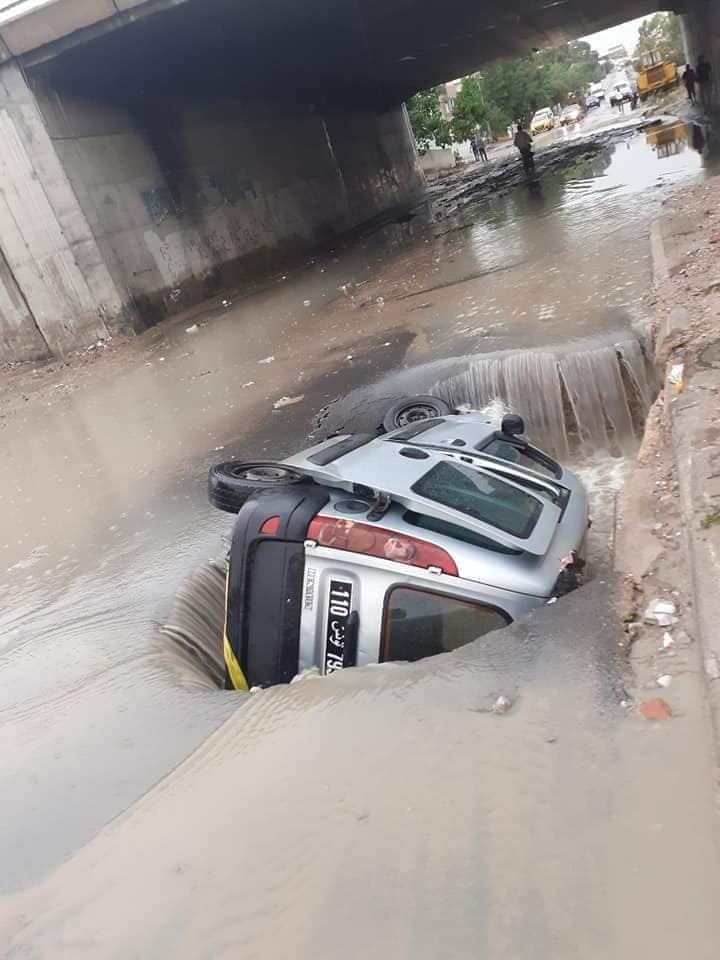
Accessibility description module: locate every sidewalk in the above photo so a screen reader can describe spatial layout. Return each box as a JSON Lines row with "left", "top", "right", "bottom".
{"left": 644, "top": 175, "right": 720, "bottom": 741}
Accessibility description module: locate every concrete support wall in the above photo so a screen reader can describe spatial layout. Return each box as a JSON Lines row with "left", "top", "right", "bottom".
{"left": 28, "top": 79, "right": 424, "bottom": 332}
{"left": 0, "top": 61, "right": 127, "bottom": 361}
{"left": 682, "top": 0, "right": 720, "bottom": 111}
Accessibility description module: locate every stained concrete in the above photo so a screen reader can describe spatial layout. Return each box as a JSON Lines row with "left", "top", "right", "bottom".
{"left": 29, "top": 69, "right": 424, "bottom": 333}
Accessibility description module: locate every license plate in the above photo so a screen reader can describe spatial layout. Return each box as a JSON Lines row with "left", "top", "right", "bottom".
{"left": 324, "top": 580, "right": 353, "bottom": 674}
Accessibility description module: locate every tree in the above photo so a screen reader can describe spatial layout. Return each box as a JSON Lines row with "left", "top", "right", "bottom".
{"left": 450, "top": 75, "right": 486, "bottom": 142}
{"left": 635, "top": 13, "right": 685, "bottom": 65}
{"left": 406, "top": 87, "right": 451, "bottom": 149}
{"left": 405, "top": 37, "right": 605, "bottom": 141}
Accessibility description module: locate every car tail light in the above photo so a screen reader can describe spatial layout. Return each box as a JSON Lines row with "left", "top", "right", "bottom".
{"left": 260, "top": 516, "right": 281, "bottom": 535}
{"left": 306, "top": 517, "right": 458, "bottom": 576}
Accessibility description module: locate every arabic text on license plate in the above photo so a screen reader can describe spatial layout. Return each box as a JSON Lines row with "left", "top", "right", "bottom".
{"left": 325, "top": 580, "right": 352, "bottom": 674}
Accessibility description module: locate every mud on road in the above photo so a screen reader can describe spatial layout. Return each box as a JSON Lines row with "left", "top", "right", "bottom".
{"left": 3, "top": 114, "right": 720, "bottom": 957}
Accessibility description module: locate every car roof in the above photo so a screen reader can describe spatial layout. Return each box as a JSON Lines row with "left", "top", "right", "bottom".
{"left": 285, "top": 416, "right": 567, "bottom": 556}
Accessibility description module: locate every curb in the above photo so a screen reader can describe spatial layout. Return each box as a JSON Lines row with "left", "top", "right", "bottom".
{"left": 649, "top": 214, "right": 720, "bottom": 750}
{"left": 649, "top": 218, "right": 669, "bottom": 287}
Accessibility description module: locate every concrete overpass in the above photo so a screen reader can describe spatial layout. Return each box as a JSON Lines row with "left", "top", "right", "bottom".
{"left": 0, "top": 0, "right": 711, "bottom": 360}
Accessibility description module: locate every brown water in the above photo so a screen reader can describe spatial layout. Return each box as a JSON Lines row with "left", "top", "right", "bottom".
{"left": 3, "top": 125, "right": 720, "bottom": 956}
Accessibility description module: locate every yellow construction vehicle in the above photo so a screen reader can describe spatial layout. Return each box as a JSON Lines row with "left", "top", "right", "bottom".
{"left": 637, "top": 50, "right": 679, "bottom": 100}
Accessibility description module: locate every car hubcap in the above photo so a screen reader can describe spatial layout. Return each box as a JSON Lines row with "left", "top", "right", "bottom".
{"left": 237, "top": 465, "right": 291, "bottom": 482}
{"left": 396, "top": 403, "right": 440, "bottom": 426}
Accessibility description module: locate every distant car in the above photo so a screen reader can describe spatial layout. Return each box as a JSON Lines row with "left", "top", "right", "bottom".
{"left": 610, "top": 82, "right": 633, "bottom": 106}
{"left": 589, "top": 83, "right": 605, "bottom": 100}
{"left": 209, "top": 402, "right": 589, "bottom": 690}
{"left": 530, "top": 108, "right": 555, "bottom": 135}
{"left": 586, "top": 94, "right": 601, "bottom": 109}
{"left": 560, "top": 103, "right": 585, "bottom": 125}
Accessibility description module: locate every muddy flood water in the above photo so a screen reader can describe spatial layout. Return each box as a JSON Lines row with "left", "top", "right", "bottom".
{"left": 3, "top": 122, "right": 720, "bottom": 957}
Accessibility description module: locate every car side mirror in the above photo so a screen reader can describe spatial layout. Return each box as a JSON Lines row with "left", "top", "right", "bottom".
{"left": 501, "top": 414, "right": 525, "bottom": 437}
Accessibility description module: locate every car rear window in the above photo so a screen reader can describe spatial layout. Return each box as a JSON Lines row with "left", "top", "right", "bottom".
{"left": 411, "top": 461, "right": 542, "bottom": 539}
{"left": 478, "top": 437, "right": 560, "bottom": 478}
{"left": 382, "top": 586, "right": 509, "bottom": 662}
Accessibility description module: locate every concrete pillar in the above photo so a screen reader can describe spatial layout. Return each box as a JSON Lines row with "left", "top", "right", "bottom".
{"left": 0, "top": 59, "right": 129, "bottom": 358}
{"left": 681, "top": 0, "right": 720, "bottom": 112}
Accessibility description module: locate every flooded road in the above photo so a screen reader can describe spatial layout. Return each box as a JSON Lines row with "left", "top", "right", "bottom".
{"left": 3, "top": 122, "right": 720, "bottom": 955}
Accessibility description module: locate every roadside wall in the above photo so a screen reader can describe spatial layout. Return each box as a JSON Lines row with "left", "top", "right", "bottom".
{"left": 28, "top": 77, "right": 424, "bottom": 332}
{"left": 0, "top": 60, "right": 125, "bottom": 361}
{"left": 418, "top": 148, "right": 458, "bottom": 176}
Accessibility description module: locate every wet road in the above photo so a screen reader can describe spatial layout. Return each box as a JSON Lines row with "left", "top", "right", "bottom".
{"left": 2, "top": 121, "right": 720, "bottom": 955}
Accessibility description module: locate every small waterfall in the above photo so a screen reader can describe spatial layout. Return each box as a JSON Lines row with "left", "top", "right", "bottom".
{"left": 432, "top": 336, "right": 655, "bottom": 457}
{"left": 157, "top": 558, "right": 226, "bottom": 689}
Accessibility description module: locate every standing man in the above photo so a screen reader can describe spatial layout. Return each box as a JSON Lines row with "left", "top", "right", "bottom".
{"left": 475, "top": 129, "right": 489, "bottom": 162}
{"left": 470, "top": 132, "right": 480, "bottom": 162}
{"left": 513, "top": 123, "right": 534, "bottom": 172}
{"left": 696, "top": 54, "right": 713, "bottom": 113}
{"left": 683, "top": 63, "right": 697, "bottom": 105}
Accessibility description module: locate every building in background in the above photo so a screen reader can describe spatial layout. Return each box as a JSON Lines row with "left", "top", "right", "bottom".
{"left": 439, "top": 79, "right": 463, "bottom": 120}
{"left": 606, "top": 43, "right": 629, "bottom": 63}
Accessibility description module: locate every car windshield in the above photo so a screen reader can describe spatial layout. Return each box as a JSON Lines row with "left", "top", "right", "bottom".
{"left": 411, "top": 461, "right": 543, "bottom": 538}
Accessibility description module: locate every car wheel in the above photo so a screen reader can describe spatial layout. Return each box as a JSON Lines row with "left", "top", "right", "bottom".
{"left": 208, "top": 461, "right": 307, "bottom": 514}
{"left": 382, "top": 395, "right": 453, "bottom": 433}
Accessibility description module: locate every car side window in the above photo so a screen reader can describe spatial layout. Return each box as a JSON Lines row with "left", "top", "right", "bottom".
{"left": 479, "top": 438, "right": 558, "bottom": 478}
{"left": 382, "top": 587, "right": 509, "bottom": 663}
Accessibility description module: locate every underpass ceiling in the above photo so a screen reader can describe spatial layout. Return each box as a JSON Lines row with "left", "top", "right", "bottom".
{"left": 28, "top": 0, "right": 666, "bottom": 108}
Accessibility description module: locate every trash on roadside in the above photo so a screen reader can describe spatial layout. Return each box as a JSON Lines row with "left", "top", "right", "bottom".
{"left": 376, "top": 296, "right": 385, "bottom": 305}
{"left": 640, "top": 697, "right": 672, "bottom": 720}
{"left": 258, "top": 356, "right": 275, "bottom": 364}
{"left": 273, "top": 394, "right": 304, "bottom": 410}
{"left": 644, "top": 598, "right": 678, "bottom": 626}
{"left": 185, "top": 324, "right": 199, "bottom": 334}
{"left": 662, "top": 631, "right": 675, "bottom": 649}
{"left": 241, "top": 381, "right": 255, "bottom": 388}
{"left": 303, "top": 300, "right": 311, "bottom": 307}
{"left": 711, "top": 231, "right": 720, "bottom": 244}
{"left": 705, "top": 656, "right": 720, "bottom": 681}
{"left": 493, "top": 695, "right": 513, "bottom": 714}
{"left": 668, "top": 362, "right": 684, "bottom": 394}
{"left": 221, "top": 299, "right": 232, "bottom": 308}
{"left": 656, "top": 674, "right": 672, "bottom": 688}
{"left": 546, "top": 596, "right": 558, "bottom": 604}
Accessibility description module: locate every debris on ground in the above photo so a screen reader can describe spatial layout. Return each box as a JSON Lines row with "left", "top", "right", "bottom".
{"left": 640, "top": 697, "right": 673, "bottom": 720}
{"left": 185, "top": 324, "right": 199, "bottom": 334}
{"left": 257, "top": 356, "right": 275, "bottom": 364}
{"left": 272, "top": 394, "right": 305, "bottom": 410}
{"left": 656, "top": 674, "right": 673, "bottom": 688}
{"left": 493, "top": 695, "right": 513, "bottom": 715}
{"left": 644, "top": 598, "right": 678, "bottom": 626}
{"left": 619, "top": 575, "right": 640, "bottom": 622}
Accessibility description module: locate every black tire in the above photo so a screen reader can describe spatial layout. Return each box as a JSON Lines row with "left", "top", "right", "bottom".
{"left": 382, "top": 395, "right": 453, "bottom": 433}
{"left": 208, "top": 461, "right": 307, "bottom": 514}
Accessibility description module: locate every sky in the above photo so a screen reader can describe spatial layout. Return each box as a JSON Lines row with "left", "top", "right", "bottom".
{"left": 581, "top": 15, "right": 648, "bottom": 58}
